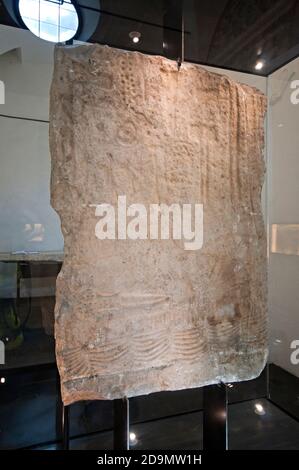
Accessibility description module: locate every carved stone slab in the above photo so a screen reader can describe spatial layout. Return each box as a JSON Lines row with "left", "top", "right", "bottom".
{"left": 50, "top": 45, "right": 268, "bottom": 404}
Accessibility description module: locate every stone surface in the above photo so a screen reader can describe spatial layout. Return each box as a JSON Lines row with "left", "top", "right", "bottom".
{"left": 50, "top": 44, "right": 268, "bottom": 405}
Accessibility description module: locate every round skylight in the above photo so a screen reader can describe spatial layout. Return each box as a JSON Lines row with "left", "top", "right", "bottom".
{"left": 18, "top": 0, "right": 79, "bottom": 43}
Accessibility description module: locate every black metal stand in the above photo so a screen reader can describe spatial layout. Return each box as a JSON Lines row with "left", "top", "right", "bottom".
{"left": 113, "top": 397, "right": 130, "bottom": 450}
{"left": 55, "top": 368, "right": 63, "bottom": 444}
{"left": 203, "top": 382, "right": 228, "bottom": 450}
{"left": 56, "top": 380, "right": 227, "bottom": 450}
{"left": 57, "top": 388, "right": 130, "bottom": 450}
{"left": 62, "top": 405, "right": 70, "bottom": 450}
{"left": 56, "top": 369, "right": 70, "bottom": 450}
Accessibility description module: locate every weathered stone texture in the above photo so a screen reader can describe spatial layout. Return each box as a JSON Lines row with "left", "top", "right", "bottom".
{"left": 50, "top": 45, "right": 267, "bottom": 405}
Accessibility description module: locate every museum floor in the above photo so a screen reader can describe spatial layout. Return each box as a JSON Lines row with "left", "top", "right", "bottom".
{"left": 1, "top": 362, "right": 299, "bottom": 450}
{"left": 33, "top": 399, "right": 299, "bottom": 450}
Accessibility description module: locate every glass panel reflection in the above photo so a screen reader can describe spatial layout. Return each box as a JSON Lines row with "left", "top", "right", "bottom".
{"left": 0, "top": 260, "right": 61, "bottom": 369}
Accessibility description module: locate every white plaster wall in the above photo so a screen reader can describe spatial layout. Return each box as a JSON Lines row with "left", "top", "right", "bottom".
{"left": 0, "top": 25, "right": 54, "bottom": 120}
{"left": 268, "top": 58, "right": 299, "bottom": 377}
{"left": 0, "top": 25, "right": 63, "bottom": 252}
{"left": 0, "top": 116, "right": 63, "bottom": 252}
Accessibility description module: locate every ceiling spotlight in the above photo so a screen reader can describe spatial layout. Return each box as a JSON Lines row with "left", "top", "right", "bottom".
{"left": 0, "top": 377, "right": 5, "bottom": 384}
{"left": 254, "top": 402, "right": 266, "bottom": 415}
{"left": 129, "top": 31, "right": 141, "bottom": 44}
{"left": 255, "top": 60, "right": 264, "bottom": 71}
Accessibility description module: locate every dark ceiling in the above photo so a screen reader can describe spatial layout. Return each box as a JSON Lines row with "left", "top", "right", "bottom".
{"left": 1, "top": 0, "right": 299, "bottom": 76}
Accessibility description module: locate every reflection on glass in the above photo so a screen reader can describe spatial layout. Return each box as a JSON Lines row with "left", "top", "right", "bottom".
{"left": 0, "top": 260, "right": 61, "bottom": 368}
{"left": 129, "top": 431, "right": 137, "bottom": 445}
{"left": 254, "top": 402, "right": 266, "bottom": 416}
{"left": 271, "top": 224, "right": 299, "bottom": 256}
{"left": 23, "top": 223, "right": 45, "bottom": 243}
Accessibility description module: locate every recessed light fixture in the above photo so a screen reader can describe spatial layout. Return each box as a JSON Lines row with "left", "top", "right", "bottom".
{"left": 255, "top": 60, "right": 264, "bottom": 71}
{"left": 0, "top": 377, "right": 5, "bottom": 384}
{"left": 129, "top": 31, "right": 141, "bottom": 44}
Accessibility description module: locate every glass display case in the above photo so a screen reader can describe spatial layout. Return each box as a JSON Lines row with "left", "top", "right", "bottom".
{"left": 0, "top": 0, "right": 298, "bottom": 451}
